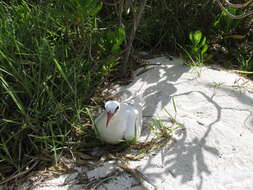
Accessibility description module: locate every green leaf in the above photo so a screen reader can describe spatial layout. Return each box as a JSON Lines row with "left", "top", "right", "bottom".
{"left": 189, "top": 32, "right": 193, "bottom": 42}
{"left": 107, "top": 27, "right": 126, "bottom": 54}
{"left": 200, "top": 36, "right": 206, "bottom": 47}
{"left": 193, "top": 30, "right": 202, "bottom": 45}
{"left": 192, "top": 47, "right": 199, "bottom": 53}
{"left": 201, "top": 44, "right": 208, "bottom": 55}
{"left": 116, "top": 27, "right": 126, "bottom": 45}
{"left": 89, "top": 1, "right": 103, "bottom": 16}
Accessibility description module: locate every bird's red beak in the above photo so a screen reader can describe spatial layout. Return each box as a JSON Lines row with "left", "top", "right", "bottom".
{"left": 106, "top": 112, "right": 113, "bottom": 128}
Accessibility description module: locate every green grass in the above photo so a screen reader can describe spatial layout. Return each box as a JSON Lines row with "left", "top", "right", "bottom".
{"left": 0, "top": 0, "right": 123, "bottom": 178}
{"left": 149, "top": 98, "right": 182, "bottom": 138}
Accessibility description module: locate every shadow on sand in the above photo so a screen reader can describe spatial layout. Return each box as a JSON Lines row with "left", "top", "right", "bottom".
{"left": 116, "top": 56, "right": 252, "bottom": 190}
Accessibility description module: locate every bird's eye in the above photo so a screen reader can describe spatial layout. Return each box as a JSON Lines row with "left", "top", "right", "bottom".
{"left": 115, "top": 106, "right": 119, "bottom": 112}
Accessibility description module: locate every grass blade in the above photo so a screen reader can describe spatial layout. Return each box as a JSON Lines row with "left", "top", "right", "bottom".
{"left": 172, "top": 97, "right": 177, "bottom": 113}
{"left": 0, "top": 76, "right": 26, "bottom": 116}
{"left": 232, "top": 70, "right": 253, "bottom": 74}
{"left": 53, "top": 59, "right": 75, "bottom": 95}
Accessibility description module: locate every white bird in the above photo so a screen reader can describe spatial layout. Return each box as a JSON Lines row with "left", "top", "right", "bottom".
{"left": 94, "top": 93, "right": 143, "bottom": 144}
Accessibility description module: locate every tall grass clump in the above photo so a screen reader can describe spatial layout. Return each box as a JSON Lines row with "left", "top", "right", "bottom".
{"left": 0, "top": 0, "right": 124, "bottom": 178}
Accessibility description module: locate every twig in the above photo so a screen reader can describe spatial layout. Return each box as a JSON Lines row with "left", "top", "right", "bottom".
{"left": 118, "top": 162, "right": 157, "bottom": 190}
{"left": 122, "top": 0, "right": 147, "bottom": 76}
{"left": 0, "top": 161, "right": 38, "bottom": 185}
{"left": 223, "top": 0, "right": 253, "bottom": 8}
{"left": 216, "top": 0, "right": 253, "bottom": 19}
{"left": 88, "top": 170, "right": 121, "bottom": 190}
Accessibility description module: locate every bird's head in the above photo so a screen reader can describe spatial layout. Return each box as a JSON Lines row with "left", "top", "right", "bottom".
{"left": 104, "top": 100, "right": 120, "bottom": 127}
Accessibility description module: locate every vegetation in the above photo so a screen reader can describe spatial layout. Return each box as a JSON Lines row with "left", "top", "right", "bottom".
{"left": 0, "top": 0, "right": 124, "bottom": 179}
{"left": 0, "top": 0, "right": 252, "bottom": 183}
{"left": 136, "top": 0, "right": 252, "bottom": 72}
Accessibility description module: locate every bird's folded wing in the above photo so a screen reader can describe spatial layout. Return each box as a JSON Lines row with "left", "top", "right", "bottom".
{"left": 123, "top": 107, "right": 138, "bottom": 140}
{"left": 94, "top": 111, "right": 106, "bottom": 138}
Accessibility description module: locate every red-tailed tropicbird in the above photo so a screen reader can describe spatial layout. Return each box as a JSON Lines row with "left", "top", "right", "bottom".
{"left": 94, "top": 89, "right": 144, "bottom": 144}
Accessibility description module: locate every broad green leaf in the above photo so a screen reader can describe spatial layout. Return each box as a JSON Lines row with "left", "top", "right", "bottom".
{"left": 200, "top": 36, "right": 206, "bottom": 47}
{"left": 193, "top": 30, "right": 202, "bottom": 45}
{"left": 201, "top": 44, "right": 208, "bottom": 55}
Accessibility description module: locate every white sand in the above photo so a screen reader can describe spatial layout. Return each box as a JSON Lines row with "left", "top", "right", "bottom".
{"left": 13, "top": 57, "right": 253, "bottom": 190}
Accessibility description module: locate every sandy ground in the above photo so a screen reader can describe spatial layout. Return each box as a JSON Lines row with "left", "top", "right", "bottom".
{"left": 4, "top": 57, "right": 253, "bottom": 190}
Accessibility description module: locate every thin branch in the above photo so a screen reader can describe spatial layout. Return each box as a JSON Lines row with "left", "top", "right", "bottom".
{"left": 223, "top": 0, "right": 253, "bottom": 8}
{"left": 216, "top": 0, "right": 253, "bottom": 19}
{"left": 118, "top": 163, "right": 157, "bottom": 190}
{"left": 0, "top": 160, "right": 38, "bottom": 185}
{"left": 122, "top": 0, "right": 147, "bottom": 76}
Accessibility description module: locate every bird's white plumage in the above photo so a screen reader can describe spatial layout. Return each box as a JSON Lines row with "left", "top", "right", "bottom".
{"left": 94, "top": 94, "right": 143, "bottom": 144}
